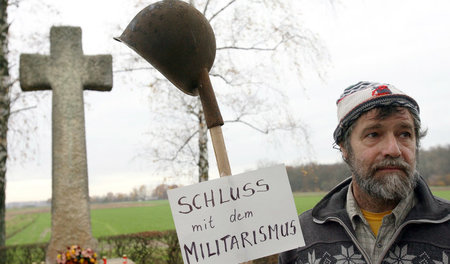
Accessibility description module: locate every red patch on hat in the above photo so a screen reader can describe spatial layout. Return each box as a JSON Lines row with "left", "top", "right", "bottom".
{"left": 372, "top": 85, "right": 392, "bottom": 96}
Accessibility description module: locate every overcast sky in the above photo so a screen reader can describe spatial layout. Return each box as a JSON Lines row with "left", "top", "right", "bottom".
{"left": 6, "top": 0, "right": 450, "bottom": 202}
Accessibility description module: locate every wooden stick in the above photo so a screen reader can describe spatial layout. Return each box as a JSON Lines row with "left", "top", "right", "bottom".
{"left": 209, "top": 126, "right": 232, "bottom": 177}
{"left": 198, "top": 68, "right": 224, "bottom": 129}
{"left": 199, "top": 68, "right": 253, "bottom": 264}
{"left": 198, "top": 68, "right": 232, "bottom": 177}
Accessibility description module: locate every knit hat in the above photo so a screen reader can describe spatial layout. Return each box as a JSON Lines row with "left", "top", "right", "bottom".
{"left": 333, "top": 81, "right": 420, "bottom": 144}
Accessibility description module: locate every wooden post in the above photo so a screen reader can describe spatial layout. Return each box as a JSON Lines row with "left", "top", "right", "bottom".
{"left": 198, "top": 68, "right": 253, "bottom": 263}
{"left": 209, "top": 126, "right": 232, "bottom": 176}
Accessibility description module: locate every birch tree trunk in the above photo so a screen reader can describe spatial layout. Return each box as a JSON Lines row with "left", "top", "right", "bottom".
{"left": 197, "top": 97, "right": 209, "bottom": 182}
{"left": 0, "top": 0, "right": 10, "bottom": 249}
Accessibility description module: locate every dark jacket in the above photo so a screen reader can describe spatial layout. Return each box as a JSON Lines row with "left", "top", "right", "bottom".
{"left": 279, "top": 177, "right": 450, "bottom": 264}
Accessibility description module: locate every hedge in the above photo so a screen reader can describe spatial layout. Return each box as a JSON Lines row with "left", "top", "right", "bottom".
{"left": 0, "top": 230, "right": 278, "bottom": 264}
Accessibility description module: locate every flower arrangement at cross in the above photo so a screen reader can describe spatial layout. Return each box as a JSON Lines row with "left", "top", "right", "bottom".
{"left": 56, "top": 245, "right": 98, "bottom": 264}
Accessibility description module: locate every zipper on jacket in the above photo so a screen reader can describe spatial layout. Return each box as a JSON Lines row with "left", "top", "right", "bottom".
{"left": 313, "top": 216, "right": 372, "bottom": 264}
{"left": 378, "top": 216, "right": 450, "bottom": 263}
{"left": 315, "top": 215, "right": 450, "bottom": 264}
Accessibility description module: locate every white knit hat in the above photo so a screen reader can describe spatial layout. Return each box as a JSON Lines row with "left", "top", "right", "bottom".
{"left": 333, "top": 81, "right": 420, "bottom": 144}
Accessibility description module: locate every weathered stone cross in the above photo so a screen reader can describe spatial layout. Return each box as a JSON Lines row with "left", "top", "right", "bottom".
{"left": 19, "top": 26, "right": 112, "bottom": 263}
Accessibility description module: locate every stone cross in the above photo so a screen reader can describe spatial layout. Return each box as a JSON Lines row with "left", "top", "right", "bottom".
{"left": 19, "top": 26, "right": 112, "bottom": 264}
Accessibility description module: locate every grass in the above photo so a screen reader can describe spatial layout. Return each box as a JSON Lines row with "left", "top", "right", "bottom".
{"left": 293, "top": 193, "right": 325, "bottom": 214}
{"left": 6, "top": 190, "right": 450, "bottom": 245}
{"left": 431, "top": 190, "right": 450, "bottom": 200}
{"left": 91, "top": 202, "right": 175, "bottom": 237}
{"left": 6, "top": 213, "right": 51, "bottom": 245}
{"left": 6, "top": 214, "right": 38, "bottom": 239}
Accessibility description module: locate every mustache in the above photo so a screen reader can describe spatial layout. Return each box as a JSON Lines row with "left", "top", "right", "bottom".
{"left": 371, "top": 157, "right": 412, "bottom": 173}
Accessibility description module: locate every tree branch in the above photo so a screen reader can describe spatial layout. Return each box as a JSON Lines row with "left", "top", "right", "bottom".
{"left": 208, "top": 0, "right": 237, "bottom": 22}
{"left": 225, "top": 118, "right": 270, "bottom": 134}
{"left": 5, "top": 78, "right": 17, "bottom": 89}
{"left": 217, "top": 45, "right": 276, "bottom": 51}
{"left": 157, "top": 130, "right": 199, "bottom": 162}
{"left": 225, "top": 116, "right": 305, "bottom": 135}
{"left": 114, "top": 67, "right": 153, "bottom": 73}
{"left": 10, "top": 106, "right": 37, "bottom": 116}
{"left": 216, "top": 35, "right": 288, "bottom": 51}
{"left": 9, "top": 0, "right": 21, "bottom": 7}
{"left": 210, "top": 72, "right": 263, "bottom": 87}
{"left": 209, "top": 73, "right": 232, "bottom": 85}
{"left": 203, "top": 0, "right": 211, "bottom": 15}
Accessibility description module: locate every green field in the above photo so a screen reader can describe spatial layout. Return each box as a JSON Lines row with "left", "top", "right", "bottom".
{"left": 432, "top": 190, "right": 450, "bottom": 200}
{"left": 90, "top": 201, "right": 175, "bottom": 237}
{"left": 6, "top": 190, "right": 450, "bottom": 246}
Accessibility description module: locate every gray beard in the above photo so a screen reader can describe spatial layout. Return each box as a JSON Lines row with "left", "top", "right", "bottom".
{"left": 349, "top": 157, "right": 418, "bottom": 201}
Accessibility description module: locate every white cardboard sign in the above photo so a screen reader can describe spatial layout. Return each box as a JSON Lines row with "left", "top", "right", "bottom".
{"left": 168, "top": 164, "right": 305, "bottom": 264}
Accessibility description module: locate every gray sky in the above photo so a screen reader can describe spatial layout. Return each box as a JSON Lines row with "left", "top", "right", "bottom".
{"left": 6, "top": 0, "right": 450, "bottom": 202}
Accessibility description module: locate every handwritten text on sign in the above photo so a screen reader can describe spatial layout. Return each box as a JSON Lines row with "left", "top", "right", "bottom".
{"left": 168, "top": 164, "right": 305, "bottom": 264}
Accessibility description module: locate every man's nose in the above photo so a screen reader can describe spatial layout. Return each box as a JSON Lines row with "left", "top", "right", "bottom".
{"left": 382, "top": 134, "right": 402, "bottom": 158}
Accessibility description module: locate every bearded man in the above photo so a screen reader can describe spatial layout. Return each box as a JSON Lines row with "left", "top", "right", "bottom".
{"left": 279, "top": 81, "right": 450, "bottom": 264}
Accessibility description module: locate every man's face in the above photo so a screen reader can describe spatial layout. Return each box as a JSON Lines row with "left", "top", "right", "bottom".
{"left": 343, "top": 107, "right": 418, "bottom": 202}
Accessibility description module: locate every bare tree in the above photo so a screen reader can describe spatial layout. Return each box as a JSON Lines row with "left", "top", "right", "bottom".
{"left": 0, "top": 0, "right": 11, "bottom": 248}
{"left": 0, "top": 0, "right": 57, "bottom": 248}
{"left": 152, "top": 183, "right": 179, "bottom": 200}
{"left": 119, "top": 0, "right": 329, "bottom": 183}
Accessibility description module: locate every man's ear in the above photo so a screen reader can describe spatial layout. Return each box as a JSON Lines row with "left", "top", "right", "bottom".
{"left": 340, "top": 144, "right": 349, "bottom": 161}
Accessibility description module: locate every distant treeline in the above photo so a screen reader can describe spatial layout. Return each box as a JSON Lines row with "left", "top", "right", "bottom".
{"left": 86, "top": 145, "right": 450, "bottom": 203}
{"left": 287, "top": 144, "right": 450, "bottom": 192}
{"left": 89, "top": 184, "right": 180, "bottom": 203}
{"left": 417, "top": 144, "right": 450, "bottom": 186}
